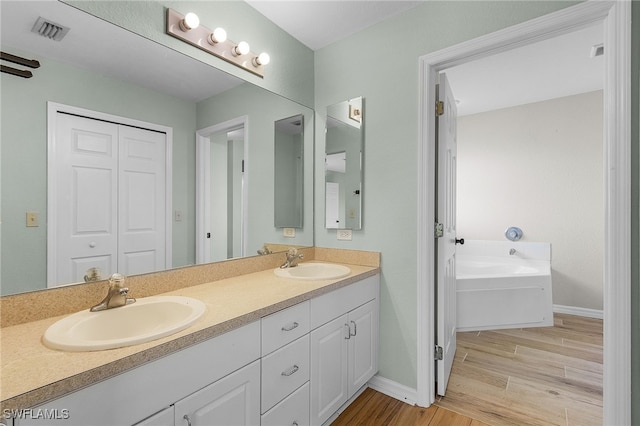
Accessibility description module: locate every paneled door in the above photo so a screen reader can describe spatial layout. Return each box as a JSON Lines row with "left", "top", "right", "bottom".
{"left": 50, "top": 111, "right": 167, "bottom": 285}
{"left": 436, "top": 73, "right": 458, "bottom": 396}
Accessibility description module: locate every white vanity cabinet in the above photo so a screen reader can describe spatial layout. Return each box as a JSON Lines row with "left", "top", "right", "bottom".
{"left": 12, "top": 273, "right": 379, "bottom": 426}
{"left": 15, "top": 322, "right": 261, "bottom": 426}
{"left": 309, "top": 275, "right": 379, "bottom": 426}
{"left": 173, "top": 361, "right": 260, "bottom": 426}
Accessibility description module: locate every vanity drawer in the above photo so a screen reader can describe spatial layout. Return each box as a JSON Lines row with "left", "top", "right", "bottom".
{"left": 261, "top": 382, "right": 310, "bottom": 426}
{"left": 261, "top": 334, "right": 310, "bottom": 413}
{"left": 261, "top": 300, "right": 310, "bottom": 355}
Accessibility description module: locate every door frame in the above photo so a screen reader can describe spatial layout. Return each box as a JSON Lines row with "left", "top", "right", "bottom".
{"left": 415, "top": 2, "right": 631, "bottom": 424}
{"left": 195, "top": 116, "right": 249, "bottom": 264}
{"left": 47, "top": 102, "right": 174, "bottom": 287}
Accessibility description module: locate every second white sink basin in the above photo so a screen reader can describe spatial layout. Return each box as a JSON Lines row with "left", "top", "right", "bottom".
{"left": 274, "top": 262, "right": 351, "bottom": 281}
{"left": 43, "top": 296, "right": 206, "bottom": 352}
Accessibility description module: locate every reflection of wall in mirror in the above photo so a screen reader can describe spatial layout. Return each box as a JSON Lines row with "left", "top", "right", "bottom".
{"left": 0, "top": 50, "right": 195, "bottom": 295}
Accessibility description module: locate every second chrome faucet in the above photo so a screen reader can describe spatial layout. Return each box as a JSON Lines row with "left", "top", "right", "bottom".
{"left": 280, "top": 248, "right": 304, "bottom": 269}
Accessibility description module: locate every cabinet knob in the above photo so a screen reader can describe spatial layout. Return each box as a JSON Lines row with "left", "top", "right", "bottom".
{"left": 89, "top": 241, "right": 96, "bottom": 248}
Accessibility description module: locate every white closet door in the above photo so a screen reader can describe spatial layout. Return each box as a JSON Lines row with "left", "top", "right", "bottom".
{"left": 51, "top": 113, "right": 167, "bottom": 285}
{"left": 53, "top": 113, "right": 119, "bottom": 285}
{"left": 118, "top": 126, "right": 166, "bottom": 276}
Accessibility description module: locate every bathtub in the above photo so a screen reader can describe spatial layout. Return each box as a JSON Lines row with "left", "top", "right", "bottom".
{"left": 456, "top": 240, "right": 553, "bottom": 332}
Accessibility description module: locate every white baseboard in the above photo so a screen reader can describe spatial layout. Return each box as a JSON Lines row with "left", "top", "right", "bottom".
{"left": 553, "top": 304, "right": 603, "bottom": 319}
{"left": 367, "top": 375, "right": 418, "bottom": 406}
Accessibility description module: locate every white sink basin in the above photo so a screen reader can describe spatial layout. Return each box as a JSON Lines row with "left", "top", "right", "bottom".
{"left": 274, "top": 262, "right": 351, "bottom": 281}
{"left": 43, "top": 296, "right": 206, "bottom": 352}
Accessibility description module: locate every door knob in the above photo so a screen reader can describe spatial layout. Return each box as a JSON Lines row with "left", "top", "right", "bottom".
{"left": 455, "top": 238, "right": 465, "bottom": 245}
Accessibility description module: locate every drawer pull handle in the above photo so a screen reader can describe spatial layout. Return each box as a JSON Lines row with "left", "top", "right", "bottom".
{"left": 281, "top": 365, "right": 299, "bottom": 376}
{"left": 350, "top": 320, "right": 357, "bottom": 337}
{"left": 183, "top": 414, "right": 192, "bottom": 426}
{"left": 293, "top": 422, "right": 299, "bottom": 426}
{"left": 344, "top": 323, "right": 351, "bottom": 339}
{"left": 281, "top": 321, "right": 299, "bottom": 332}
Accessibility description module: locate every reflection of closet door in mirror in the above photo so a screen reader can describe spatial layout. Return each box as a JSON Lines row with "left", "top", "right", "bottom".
{"left": 50, "top": 112, "right": 167, "bottom": 286}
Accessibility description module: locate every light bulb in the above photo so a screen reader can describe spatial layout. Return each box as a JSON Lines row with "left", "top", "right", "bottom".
{"left": 253, "top": 52, "right": 270, "bottom": 66}
{"left": 179, "top": 12, "right": 200, "bottom": 31}
{"left": 208, "top": 27, "right": 227, "bottom": 45}
{"left": 233, "top": 41, "right": 250, "bottom": 56}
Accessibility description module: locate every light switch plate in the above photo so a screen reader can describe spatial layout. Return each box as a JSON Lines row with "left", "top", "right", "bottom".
{"left": 26, "top": 211, "right": 39, "bottom": 227}
{"left": 337, "top": 229, "right": 352, "bottom": 241}
{"left": 283, "top": 228, "right": 295, "bottom": 238}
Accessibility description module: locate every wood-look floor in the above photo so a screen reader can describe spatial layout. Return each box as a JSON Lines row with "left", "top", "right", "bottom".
{"left": 332, "top": 314, "right": 603, "bottom": 426}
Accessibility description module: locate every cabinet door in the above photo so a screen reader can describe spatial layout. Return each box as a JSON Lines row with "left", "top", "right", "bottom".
{"left": 134, "top": 406, "right": 174, "bottom": 426}
{"left": 310, "top": 315, "right": 349, "bottom": 426}
{"left": 348, "top": 299, "right": 379, "bottom": 396}
{"left": 175, "top": 360, "right": 260, "bottom": 426}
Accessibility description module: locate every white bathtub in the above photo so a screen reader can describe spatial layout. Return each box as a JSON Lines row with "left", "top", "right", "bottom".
{"left": 456, "top": 240, "right": 553, "bottom": 332}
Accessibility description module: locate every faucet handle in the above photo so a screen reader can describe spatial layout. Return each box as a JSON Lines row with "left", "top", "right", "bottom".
{"left": 109, "top": 273, "right": 126, "bottom": 288}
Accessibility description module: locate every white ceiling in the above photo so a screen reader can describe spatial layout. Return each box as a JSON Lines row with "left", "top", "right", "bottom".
{"left": 1, "top": 1, "right": 243, "bottom": 102}
{"left": 245, "top": 0, "right": 422, "bottom": 51}
{"left": 247, "top": 1, "right": 604, "bottom": 115}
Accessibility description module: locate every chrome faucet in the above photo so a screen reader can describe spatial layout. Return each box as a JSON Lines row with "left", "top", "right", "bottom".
{"left": 257, "top": 245, "right": 272, "bottom": 255}
{"left": 280, "top": 248, "right": 304, "bottom": 268}
{"left": 509, "top": 248, "right": 517, "bottom": 255}
{"left": 90, "top": 273, "right": 136, "bottom": 312}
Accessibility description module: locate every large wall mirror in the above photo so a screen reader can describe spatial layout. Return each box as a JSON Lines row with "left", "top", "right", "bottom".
{"left": 325, "top": 97, "right": 364, "bottom": 230}
{"left": 0, "top": 1, "right": 314, "bottom": 296}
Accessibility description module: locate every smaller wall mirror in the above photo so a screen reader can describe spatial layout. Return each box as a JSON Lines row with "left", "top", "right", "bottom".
{"left": 274, "top": 115, "right": 304, "bottom": 228}
{"left": 325, "top": 97, "right": 364, "bottom": 230}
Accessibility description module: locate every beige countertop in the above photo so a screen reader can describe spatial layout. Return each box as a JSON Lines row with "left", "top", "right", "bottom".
{"left": 0, "top": 260, "right": 379, "bottom": 412}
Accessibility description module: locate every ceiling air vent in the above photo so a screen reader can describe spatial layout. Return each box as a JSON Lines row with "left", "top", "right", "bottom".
{"left": 31, "top": 17, "right": 70, "bottom": 41}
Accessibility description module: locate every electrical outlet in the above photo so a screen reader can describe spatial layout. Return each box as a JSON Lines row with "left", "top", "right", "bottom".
{"left": 283, "top": 228, "right": 295, "bottom": 238}
{"left": 26, "top": 211, "right": 39, "bottom": 227}
{"left": 175, "top": 210, "right": 183, "bottom": 222}
{"left": 337, "top": 229, "right": 352, "bottom": 241}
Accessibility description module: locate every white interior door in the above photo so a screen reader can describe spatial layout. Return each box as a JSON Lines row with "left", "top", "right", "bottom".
{"left": 118, "top": 125, "right": 167, "bottom": 276}
{"left": 53, "top": 113, "right": 119, "bottom": 285}
{"left": 195, "top": 117, "right": 248, "bottom": 264}
{"left": 51, "top": 111, "right": 167, "bottom": 285}
{"left": 436, "top": 73, "right": 458, "bottom": 396}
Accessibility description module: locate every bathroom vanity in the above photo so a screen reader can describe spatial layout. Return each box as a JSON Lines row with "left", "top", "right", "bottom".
{"left": 0, "top": 250, "right": 379, "bottom": 426}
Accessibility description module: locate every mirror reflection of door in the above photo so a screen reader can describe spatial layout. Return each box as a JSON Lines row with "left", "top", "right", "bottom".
{"left": 196, "top": 117, "right": 248, "bottom": 264}
{"left": 48, "top": 104, "right": 170, "bottom": 286}
{"left": 325, "top": 96, "right": 364, "bottom": 230}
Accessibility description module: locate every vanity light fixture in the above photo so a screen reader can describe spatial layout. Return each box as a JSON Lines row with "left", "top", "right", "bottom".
{"left": 208, "top": 27, "right": 227, "bottom": 45}
{"left": 253, "top": 52, "right": 270, "bottom": 66}
{"left": 166, "top": 8, "right": 270, "bottom": 78}
{"left": 179, "top": 12, "right": 200, "bottom": 31}
{"left": 232, "top": 41, "right": 250, "bottom": 56}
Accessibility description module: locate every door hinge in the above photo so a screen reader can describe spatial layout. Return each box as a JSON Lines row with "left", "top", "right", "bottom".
{"left": 435, "top": 345, "right": 443, "bottom": 361}
{"left": 434, "top": 222, "right": 444, "bottom": 238}
{"left": 436, "top": 101, "right": 444, "bottom": 117}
